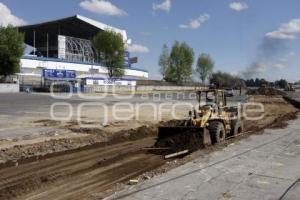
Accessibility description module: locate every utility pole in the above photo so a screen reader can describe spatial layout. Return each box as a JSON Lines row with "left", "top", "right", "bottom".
{"left": 46, "top": 33, "right": 49, "bottom": 58}
{"left": 33, "top": 30, "right": 36, "bottom": 55}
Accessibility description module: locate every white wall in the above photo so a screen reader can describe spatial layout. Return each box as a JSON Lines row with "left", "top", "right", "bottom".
{"left": 136, "top": 85, "right": 206, "bottom": 91}
{"left": 86, "top": 79, "right": 136, "bottom": 86}
{"left": 84, "top": 85, "right": 207, "bottom": 93}
{"left": 0, "top": 84, "right": 19, "bottom": 93}
{"left": 20, "top": 58, "right": 148, "bottom": 79}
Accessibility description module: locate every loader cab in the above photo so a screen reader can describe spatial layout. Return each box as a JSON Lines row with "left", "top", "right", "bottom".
{"left": 197, "top": 89, "right": 227, "bottom": 109}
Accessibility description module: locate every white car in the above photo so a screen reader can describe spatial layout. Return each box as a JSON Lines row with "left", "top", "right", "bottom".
{"left": 225, "top": 89, "right": 234, "bottom": 97}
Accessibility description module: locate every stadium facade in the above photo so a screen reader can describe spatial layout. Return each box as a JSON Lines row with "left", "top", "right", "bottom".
{"left": 17, "top": 15, "right": 148, "bottom": 88}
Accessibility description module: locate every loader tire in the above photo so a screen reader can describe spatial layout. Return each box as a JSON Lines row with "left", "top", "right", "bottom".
{"left": 208, "top": 121, "right": 225, "bottom": 144}
{"left": 231, "top": 120, "right": 244, "bottom": 137}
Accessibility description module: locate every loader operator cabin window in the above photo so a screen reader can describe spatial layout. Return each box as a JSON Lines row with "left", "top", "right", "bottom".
{"left": 1, "top": 1, "right": 299, "bottom": 200}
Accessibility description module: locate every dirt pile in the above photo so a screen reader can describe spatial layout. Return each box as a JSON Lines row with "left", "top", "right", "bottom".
{"left": 33, "top": 119, "right": 61, "bottom": 127}
{"left": 69, "top": 125, "right": 157, "bottom": 144}
{"left": 268, "top": 112, "right": 298, "bottom": 129}
{"left": 111, "top": 125, "right": 157, "bottom": 142}
{"left": 283, "top": 95, "right": 300, "bottom": 109}
{"left": 0, "top": 124, "right": 159, "bottom": 166}
{"left": 247, "top": 87, "right": 285, "bottom": 96}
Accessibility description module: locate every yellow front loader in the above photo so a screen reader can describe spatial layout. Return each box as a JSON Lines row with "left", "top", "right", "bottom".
{"left": 155, "top": 89, "right": 244, "bottom": 153}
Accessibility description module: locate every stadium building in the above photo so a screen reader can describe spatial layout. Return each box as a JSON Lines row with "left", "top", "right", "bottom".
{"left": 17, "top": 15, "right": 148, "bottom": 89}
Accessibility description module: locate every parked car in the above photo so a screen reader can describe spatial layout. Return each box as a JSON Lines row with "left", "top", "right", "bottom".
{"left": 225, "top": 88, "right": 234, "bottom": 97}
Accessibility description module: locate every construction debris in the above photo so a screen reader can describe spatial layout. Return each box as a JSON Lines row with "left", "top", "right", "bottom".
{"left": 129, "top": 179, "right": 139, "bottom": 185}
{"left": 164, "top": 150, "right": 189, "bottom": 159}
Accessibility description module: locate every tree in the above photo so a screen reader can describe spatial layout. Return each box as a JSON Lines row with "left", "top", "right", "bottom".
{"left": 92, "top": 30, "right": 125, "bottom": 79}
{"left": 158, "top": 44, "right": 170, "bottom": 81}
{"left": 0, "top": 26, "right": 24, "bottom": 82}
{"left": 254, "top": 78, "right": 260, "bottom": 87}
{"left": 245, "top": 79, "right": 255, "bottom": 87}
{"left": 275, "top": 79, "right": 288, "bottom": 89}
{"left": 165, "top": 41, "right": 194, "bottom": 83}
{"left": 196, "top": 53, "right": 214, "bottom": 84}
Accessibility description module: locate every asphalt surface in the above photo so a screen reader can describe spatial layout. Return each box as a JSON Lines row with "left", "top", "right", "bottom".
{"left": 107, "top": 116, "right": 300, "bottom": 200}
{"left": 0, "top": 92, "right": 246, "bottom": 140}
{"left": 0, "top": 92, "right": 193, "bottom": 116}
{"left": 0, "top": 91, "right": 245, "bottom": 116}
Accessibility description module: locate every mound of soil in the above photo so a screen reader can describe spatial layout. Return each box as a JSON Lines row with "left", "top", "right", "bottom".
{"left": 247, "top": 87, "right": 285, "bottom": 96}
{"left": 0, "top": 124, "right": 159, "bottom": 166}
{"left": 283, "top": 95, "right": 300, "bottom": 109}
{"left": 268, "top": 112, "right": 298, "bottom": 129}
{"left": 110, "top": 125, "right": 157, "bottom": 143}
{"left": 33, "top": 119, "right": 61, "bottom": 127}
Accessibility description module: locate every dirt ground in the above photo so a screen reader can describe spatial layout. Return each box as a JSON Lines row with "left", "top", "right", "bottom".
{"left": 0, "top": 95, "right": 298, "bottom": 200}
{"left": 0, "top": 101, "right": 192, "bottom": 156}
{"left": 245, "top": 95, "right": 298, "bottom": 131}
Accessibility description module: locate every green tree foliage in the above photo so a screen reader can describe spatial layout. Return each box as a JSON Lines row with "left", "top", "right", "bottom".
{"left": 158, "top": 44, "right": 170, "bottom": 81}
{"left": 210, "top": 71, "right": 245, "bottom": 88}
{"left": 275, "top": 79, "right": 288, "bottom": 89}
{"left": 92, "top": 30, "right": 125, "bottom": 79}
{"left": 0, "top": 26, "right": 24, "bottom": 81}
{"left": 165, "top": 41, "right": 194, "bottom": 83}
{"left": 245, "top": 78, "right": 271, "bottom": 87}
{"left": 196, "top": 53, "right": 214, "bottom": 83}
{"left": 245, "top": 79, "right": 256, "bottom": 87}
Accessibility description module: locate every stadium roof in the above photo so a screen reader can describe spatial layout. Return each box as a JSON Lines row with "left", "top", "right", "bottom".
{"left": 18, "top": 15, "right": 128, "bottom": 47}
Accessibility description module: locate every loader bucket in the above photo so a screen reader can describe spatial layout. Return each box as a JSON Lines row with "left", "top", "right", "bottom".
{"left": 155, "top": 126, "right": 212, "bottom": 153}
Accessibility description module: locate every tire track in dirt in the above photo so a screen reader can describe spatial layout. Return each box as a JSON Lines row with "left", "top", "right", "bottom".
{"left": 0, "top": 141, "right": 143, "bottom": 187}
{"left": 0, "top": 138, "right": 164, "bottom": 200}
{"left": 26, "top": 154, "right": 163, "bottom": 200}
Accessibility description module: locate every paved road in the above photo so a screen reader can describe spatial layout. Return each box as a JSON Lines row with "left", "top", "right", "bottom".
{"left": 0, "top": 92, "right": 193, "bottom": 116}
{"left": 0, "top": 92, "right": 246, "bottom": 140}
{"left": 107, "top": 116, "right": 300, "bottom": 200}
{"left": 0, "top": 92, "right": 246, "bottom": 116}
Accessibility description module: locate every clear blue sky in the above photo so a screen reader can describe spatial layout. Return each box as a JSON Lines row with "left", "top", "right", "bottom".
{"left": 1, "top": 0, "right": 300, "bottom": 81}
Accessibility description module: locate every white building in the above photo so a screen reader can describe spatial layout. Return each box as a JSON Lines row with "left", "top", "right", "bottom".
{"left": 18, "top": 15, "right": 148, "bottom": 88}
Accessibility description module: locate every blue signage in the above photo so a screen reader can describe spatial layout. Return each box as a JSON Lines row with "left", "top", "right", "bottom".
{"left": 125, "top": 51, "right": 130, "bottom": 60}
{"left": 124, "top": 51, "right": 131, "bottom": 68}
{"left": 43, "top": 69, "right": 76, "bottom": 79}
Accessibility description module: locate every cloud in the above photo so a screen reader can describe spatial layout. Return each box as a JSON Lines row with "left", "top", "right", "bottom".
{"left": 179, "top": 14, "right": 210, "bottom": 29}
{"left": 288, "top": 51, "right": 296, "bottom": 56}
{"left": 265, "top": 18, "right": 300, "bottom": 39}
{"left": 274, "top": 63, "right": 287, "bottom": 69}
{"left": 127, "top": 44, "right": 150, "bottom": 53}
{"left": 79, "top": 0, "right": 127, "bottom": 16}
{"left": 152, "top": 0, "right": 171, "bottom": 12}
{"left": 279, "top": 51, "right": 296, "bottom": 62}
{"left": 0, "top": 2, "right": 26, "bottom": 26}
{"left": 229, "top": 2, "right": 248, "bottom": 11}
